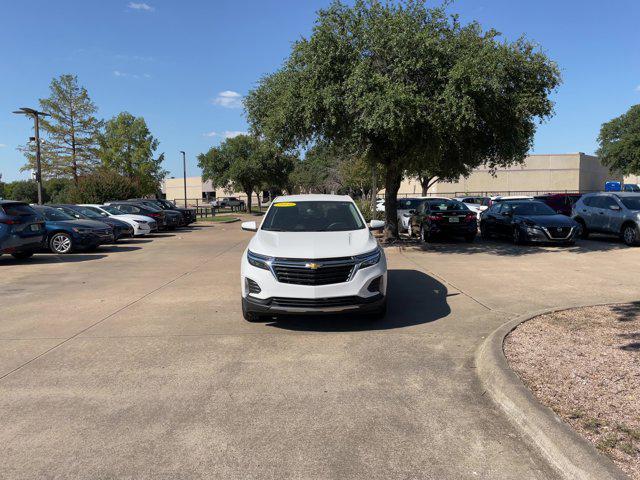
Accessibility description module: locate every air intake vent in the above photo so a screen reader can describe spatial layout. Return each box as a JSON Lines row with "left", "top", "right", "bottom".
{"left": 246, "top": 278, "right": 261, "bottom": 294}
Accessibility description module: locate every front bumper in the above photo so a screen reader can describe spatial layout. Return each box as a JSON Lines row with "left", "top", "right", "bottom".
{"left": 75, "top": 232, "right": 114, "bottom": 247}
{"left": 241, "top": 249, "right": 387, "bottom": 315}
{"left": 521, "top": 226, "right": 576, "bottom": 243}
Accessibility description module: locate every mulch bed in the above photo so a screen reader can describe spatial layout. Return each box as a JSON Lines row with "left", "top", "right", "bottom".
{"left": 504, "top": 304, "right": 640, "bottom": 479}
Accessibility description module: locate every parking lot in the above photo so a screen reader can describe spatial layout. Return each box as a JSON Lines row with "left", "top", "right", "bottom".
{"left": 1, "top": 221, "right": 638, "bottom": 479}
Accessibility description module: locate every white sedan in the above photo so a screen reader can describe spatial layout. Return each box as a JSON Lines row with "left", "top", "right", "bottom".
{"left": 79, "top": 204, "right": 156, "bottom": 236}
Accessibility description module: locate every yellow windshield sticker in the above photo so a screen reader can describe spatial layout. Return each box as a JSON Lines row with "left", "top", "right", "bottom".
{"left": 274, "top": 202, "right": 296, "bottom": 207}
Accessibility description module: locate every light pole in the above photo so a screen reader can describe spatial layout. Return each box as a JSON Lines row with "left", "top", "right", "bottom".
{"left": 180, "top": 151, "right": 187, "bottom": 208}
{"left": 13, "top": 107, "right": 49, "bottom": 205}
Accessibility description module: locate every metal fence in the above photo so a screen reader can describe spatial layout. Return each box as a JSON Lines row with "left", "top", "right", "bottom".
{"left": 390, "top": 189, "right": 597, "bottom": 199}
{"left": 169, "top": 196, "right": 269, "bottom": 218}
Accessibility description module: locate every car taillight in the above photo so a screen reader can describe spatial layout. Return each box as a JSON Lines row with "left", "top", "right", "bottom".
{"left": 0, "top": 218, "right": 20, "bottom": 225}
{"left": 428, "top": 215, "right": 442, "bottom": 221}
{"left": 464, "top": 214, "right": 476, "bottom": 222}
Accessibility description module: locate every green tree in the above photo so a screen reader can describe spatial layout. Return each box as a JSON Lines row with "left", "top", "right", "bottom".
{"left": 245, "top": 0, "right": 560, "bottom": 239}
{"left": 4, "top": 180, "right": 41, "bottom": 203}
{"left": 43, "top": 178, "right": 76, "bottom": 203}
{"left": 290, "top": 143, "right": 342, "bottom": 194}
{"left": 21, "top": 74, "right": 102, "bottom": 184}
{"left": 98, "top": 112, "right": 167, "bottom": 196}
{"left": 597, "top": 104, "right": 640, "bottom": 175}
{"left": 198, "top": 135, "right": 292, "bottom": 212}
{"left": 73, "top": 170, "right": 142, "bottom": 204}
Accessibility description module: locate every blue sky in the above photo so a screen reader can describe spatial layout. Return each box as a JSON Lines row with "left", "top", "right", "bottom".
{"left": 1, "top": 0, "right": 639, "bottom": 182}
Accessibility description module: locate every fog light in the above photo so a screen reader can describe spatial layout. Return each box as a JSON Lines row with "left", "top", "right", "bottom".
{"left": 367, "top": 276, "right": 382, "bottom": 293}
{"left": 246, "top": 278, "right": 261, "bottom": 294}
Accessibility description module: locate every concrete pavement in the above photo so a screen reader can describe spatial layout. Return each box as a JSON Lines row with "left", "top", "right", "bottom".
{"left": 1, "top": 224, "right": 637, "bottom": 479}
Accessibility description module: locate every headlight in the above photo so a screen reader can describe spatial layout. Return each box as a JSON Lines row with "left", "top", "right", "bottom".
{"left": 354, "top": 247, "right": 381, "bottom": 269}
{"left": 247, "top": 250, "right": 274, "bottom": 270}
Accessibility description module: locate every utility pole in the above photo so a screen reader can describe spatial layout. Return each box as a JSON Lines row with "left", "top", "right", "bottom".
{"left": 13, "top": 107, "right": 49, "bottom": 204}
{"left": 180, "top": 151, "right": 187, "bottom": 208}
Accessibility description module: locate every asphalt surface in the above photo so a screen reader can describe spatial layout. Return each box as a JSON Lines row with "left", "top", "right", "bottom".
{"left": 1, "top": 222, "right": 638, "bottom": 479}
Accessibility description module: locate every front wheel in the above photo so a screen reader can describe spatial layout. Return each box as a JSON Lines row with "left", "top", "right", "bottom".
{"left": 576, "top": 219, "right": 589, "bottom": 239}
{"left": 622, "top": 224, "right": 640, "bottom": 246}
{"left": 11, "top": 251, "right": 34, "bottom": 260}
{"left": 49, "top": 232, "right": 73, "bottom": 254}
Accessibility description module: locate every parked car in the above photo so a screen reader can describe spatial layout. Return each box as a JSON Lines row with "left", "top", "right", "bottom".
{"left": 106, "top": 201, "right": 169, "bottom": 230}
{"left": 48, "top": 204, "right": 133, "bottom": 242}
{"left": 480, "top": 200, "right": 578, "bottom": 245}
{"left": 409, "top": 198, "right": 477, "bottom": 243}
{"left": 490, "top": 195, "right": 534, "bottom": 203}
{"left": 123, "top": 200, "right": 183, "bottom": 228}
{"left": 397, "top": 198, "right": 430, "bottom": 233}
{"left": 240, "top": 195, "right": 387, "bottom": 321}
{"left": 0, "top": 200, "right": 45, "bottom": 259}
{"left": 220, "top": 197, "right": 246, "bottom": 209}
{"left": 572, "top": 192, "right": 640, "bottom": 246}
{"left": 32, "top": 205, "right": 114, "bottom": 254}
{"left": 453, "top": 196, "right": 491, "bottom": 220}
{"left": 78, "top": 204, "right": 156, "bottom": 235}
{"left": 534, "top": 193, "right": 582, "bottom": 216}
{"left": 129, "top": 198, "right": 195, "bottom": 225}
{"left": 623, "top": 184, "right": 640, "bottom": 192}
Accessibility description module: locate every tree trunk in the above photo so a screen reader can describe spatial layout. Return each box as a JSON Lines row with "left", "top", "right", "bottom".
{"left": 245, "top": 190, "right": 252, "bottom": 213}
{"left": 383, "top": 163, "right": 402, "bottom": 241}
{"left": 255, "top": 190, "right": 262, "bottom": 211}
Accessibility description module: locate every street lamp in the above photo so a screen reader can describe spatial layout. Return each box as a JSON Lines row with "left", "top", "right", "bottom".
{"left": 13, "top": 107, "right": 49, "bottom": 205}
{"left": 180, "top": 151, "right": 187, "bottom": 208}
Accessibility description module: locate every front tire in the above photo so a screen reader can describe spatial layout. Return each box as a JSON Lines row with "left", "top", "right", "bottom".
{"left": 622, "top": 224, "right": 640, "bottom": 246}
{"left": 576, "top": 219, "right": 589, "bottom": 239}
{"left": 512, "top": 227, "right": 524, "bottom": 245}
{"left": 49, "top": 233, "right": 73, "bottom": 254}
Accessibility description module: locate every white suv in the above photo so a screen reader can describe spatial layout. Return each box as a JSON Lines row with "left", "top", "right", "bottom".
{"left": 240, "top": 194, "right": 387, "bottom": 321}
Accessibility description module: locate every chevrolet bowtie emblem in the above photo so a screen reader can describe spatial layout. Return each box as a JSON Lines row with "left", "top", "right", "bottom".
{"left": 305, "top": 262, "right": 320, "bottom": 270}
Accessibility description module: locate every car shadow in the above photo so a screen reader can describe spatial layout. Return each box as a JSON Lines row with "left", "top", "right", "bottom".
{"left": 264, "top": 269, "right": 451, "bottom": 332}
{"left": 96, "top": 245, "right": 142, "bottom": 253}
{"left": 149, "top": 233, "right": 175, "bottom": 238}
{"left": 399, "top": 235, "right": 628, "bottom": 257}
{"left": 117, "top": 238, "right": 153, "bottom": 244}
{"left": 0, "top": 253, "right": 108, "bottom": 264}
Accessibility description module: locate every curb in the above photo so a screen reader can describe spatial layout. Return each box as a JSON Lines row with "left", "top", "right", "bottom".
{"left": 475, "top": 305, "right": 628, "bottom": 480}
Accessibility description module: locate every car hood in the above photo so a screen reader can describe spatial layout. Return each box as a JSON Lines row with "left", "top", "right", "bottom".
{"left": 46, "top": 219, "right": 110, "bottom": 229}
{"left": 113, "top": 214, "right": 153, "bottom": 223}
{"left": 516, "top": 214, "right": 577, "bottom": 227}
{"left": 249, "top": 229, "right": 378, "bottom": 259}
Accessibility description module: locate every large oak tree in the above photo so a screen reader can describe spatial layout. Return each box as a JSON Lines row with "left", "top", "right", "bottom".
{"left": 597, "top": 104, "right": 640, "bottom": 176}
{"left": 245, "top": 0, "right": 561, "bottom": 239}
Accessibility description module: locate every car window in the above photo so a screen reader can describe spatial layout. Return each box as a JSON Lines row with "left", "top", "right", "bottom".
{"left": 500, "top": 203, "right": 513, "bottom": 214}
{"left": 398, "top": 198, "right": 424, "bottom": 209}
{"left": 262, "top": 201, "right": 365, "bottom": 232}
{"left": 427, "top": 200, "right": 469, "bottom": 211}
{"left": 100, "top": 205, "right": 120, "bottom": 215}
{"left": 1, "top": 203, "right": 36, "bottom": 216}
{"left": 512, "top": 202, "right": 556, "bottom": 216}
{"left": 619, "top": 196, "right": 640, "bottom": 210}
{"left": 38, "top": 207, "right": 75, "bottom": 221}
{"left": 582, "top": 196, "right": 596, "bottom": 207}
{"left": 488, "top": 203, "right": 502, "bottom": 213}
{"left": 594, "top": 196, "right": 617, "bottom": 209}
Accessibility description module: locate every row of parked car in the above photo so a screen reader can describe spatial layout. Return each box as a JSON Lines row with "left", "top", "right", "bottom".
{"left": 383, "top": 192, "right": 640, "bottom": 247}
{"left": 0, "top": 198, "right": 196, "bottom": 259}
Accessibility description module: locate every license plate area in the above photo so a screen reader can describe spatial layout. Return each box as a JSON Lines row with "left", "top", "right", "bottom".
{"left": 448, "top": 217, "right": 460, "bottom": 223}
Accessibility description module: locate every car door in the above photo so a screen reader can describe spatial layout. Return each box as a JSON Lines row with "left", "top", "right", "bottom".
{"left": 589, "top": 196, "right": 611, "bottom": 232}
{"left": 494, "top": 203, "right": 515, "bottom": 236}
{"left": 577, "top": 196, "right": 597, "bottom": 230}
{"left": 482, "top": 203, "right": 502, "bottom": 234}
{"left": 600, "top": 196, "right": 624, "bottom": 234}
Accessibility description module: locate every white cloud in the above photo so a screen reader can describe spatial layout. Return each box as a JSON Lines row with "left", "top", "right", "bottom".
{"left": 635, "top": 85, "right": 640, "bottom": 92}
{"left": 212, "top": 90, "right": 243, "bottom": 108}
{"left": 113, "top": 70, "right": 151, "bottom": 79}
{"left": 203, "top": 130, "right": 247, "bottom": 139}
{"left": 128, "top": 2, "right": 154, "bottom": 11}
{"left": 0, "top": 143, "right": 6, "bottom": 148}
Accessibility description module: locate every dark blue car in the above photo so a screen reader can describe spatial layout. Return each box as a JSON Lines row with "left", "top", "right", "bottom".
{"left": 32, "top": 205, "right": 114, "bottom": 254}
{"left": 0, "top": 200, "right": 45, "bottom": 259}
{"left": 49, "top": 204, "right": 134, "bottom": 242}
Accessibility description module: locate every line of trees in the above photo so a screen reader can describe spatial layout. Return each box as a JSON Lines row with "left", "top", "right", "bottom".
{"left": 17, "top": 74, "right": 166, "bottom": 202}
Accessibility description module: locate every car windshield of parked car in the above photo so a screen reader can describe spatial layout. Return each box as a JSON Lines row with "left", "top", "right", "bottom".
{"left": 428, "top": 200, "right": 469, "bottom": 211}
{"left": 40, "top": 208, "right": 75, "bottom": 221}
{"left": 262, "top": 201, "right": 365, "bottom": 232}
{"left": 619, "top": 196, "right": 640, "bottom": 210}
{"left": 397, "top": 199, "right": 424, "bottom": 209}
{"left": 73, "top": 206, "right": 104, "bottom": 219}
{"left": 1, "top": 203, "right": 36, "bottom": 216}
{"left": 512, "top": 202, "right": 556, "bottom": 216}
{"left": 100, "top": 205, "right": 120, "bottom": 215}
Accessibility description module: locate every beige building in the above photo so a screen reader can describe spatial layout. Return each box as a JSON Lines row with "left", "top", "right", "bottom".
{"left": 397, "top": 153, "right": 621, "bottom": 197}
{"left": 162, "top": 177, "right": 258, "bottom": 207}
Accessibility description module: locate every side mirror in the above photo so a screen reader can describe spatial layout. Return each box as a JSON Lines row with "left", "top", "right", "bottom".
{"left": 241, "top": 221, "right": 258, "bottom": 232}
{"left": 369, "top": 220, "right": 385, "bottom": 231}
{"left": 501, "top": 211, "right": 511, "bottom": 217}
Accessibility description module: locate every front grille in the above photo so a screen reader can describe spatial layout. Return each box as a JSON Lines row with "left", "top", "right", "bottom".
{"left": 546, "top": 226, "right": 572, "bottom": 239}
{"left": 271, "top": 296, "right": 360, "bottom": 308}
{"left": 272, "top": 257, "right": 355, "bottom": 286}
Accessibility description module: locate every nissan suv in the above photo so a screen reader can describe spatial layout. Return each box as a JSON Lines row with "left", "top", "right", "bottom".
{"left": 572, "top": 192, "right": 640, "bottom": 246}
{"left": 240, "top": 195, "right": 387, "bottom": 321}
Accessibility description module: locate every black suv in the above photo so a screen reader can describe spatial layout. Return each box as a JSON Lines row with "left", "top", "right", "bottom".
{"left": 128, "top": 198, "right": 195, "bottom": 226}
{"left": 0, "top": 200, "right": 45, "bottom": 259}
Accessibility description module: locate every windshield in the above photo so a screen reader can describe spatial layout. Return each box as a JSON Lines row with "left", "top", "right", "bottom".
{"left": 512, "top": 202, "right": 556, "bottom": 216}
{"left": 397, "top": 198, "right": 424, "bottom": 209}
{"left": 620, "top": 196, "right": 640, "bottom": 210}
{"left": 262, "top": 201, "right": 365, "bottom": 232}
{"left": 73, "top": 206, "right": 103, "bottom": 219}
{"left": 428, "top": 200, "right": 469, "bottom": 211}
{"left": 100, "top": 205, "right": 120, "bottom": 215}
{"left": 39, "top": 207, "right": 75, "bottom": 221}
